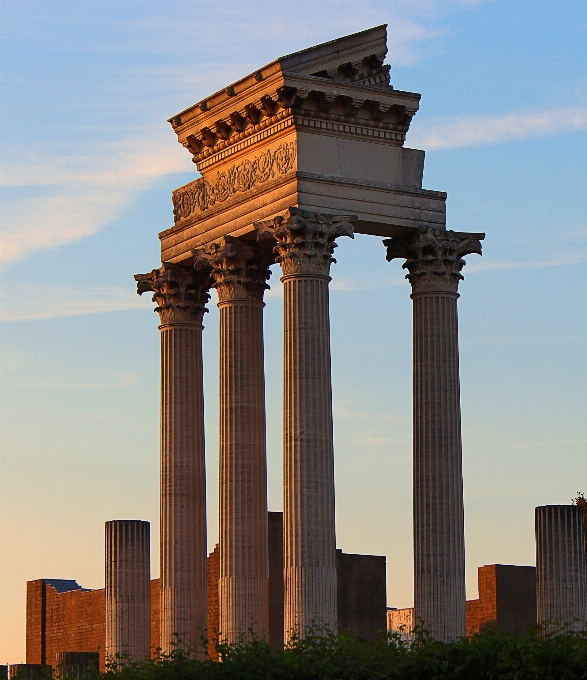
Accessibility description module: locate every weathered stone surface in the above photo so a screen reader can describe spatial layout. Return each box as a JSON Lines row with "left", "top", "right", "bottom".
{"left": 136, "top": 264, "right": 211, "bottom": 653}
{"left": 255, "top": 208, "right": 354, "bottom": 641}
{"left": 385, "top": 227, "right": 483, "bottom": 642}
{"left": 536, "top": 505, "right": 587, "bottom": 632}
{"left": 105, "top": 521, "right": 150, "bottom": 664}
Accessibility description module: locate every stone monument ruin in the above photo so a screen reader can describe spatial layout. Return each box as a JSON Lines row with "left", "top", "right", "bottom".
{"left": 134, "top": 24, "right": 484, "bottom": 648}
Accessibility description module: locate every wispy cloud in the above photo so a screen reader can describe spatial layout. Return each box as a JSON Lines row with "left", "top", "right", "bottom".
{"left": 6, "top": 374, "right": 142, "bottom": 390}
{"left": 0, "top": 135, "right": 193, "bottom": 266}
{"left": 408, "top": 107, "right": 587, "bottom": 150}
{"left": 0, "top": 283, "right": 152, "bottom": 321}
{"left": 466, "top": 250, "right": 587, "bottom": 273}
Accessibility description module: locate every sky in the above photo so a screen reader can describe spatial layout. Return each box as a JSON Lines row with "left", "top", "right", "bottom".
{"left": 1, "top": 0, "right": 586, "bottom": 662}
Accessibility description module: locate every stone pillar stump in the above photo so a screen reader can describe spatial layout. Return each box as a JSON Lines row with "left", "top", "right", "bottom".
{"left": 536, "top": 505, "right": 587, "bottom": 632}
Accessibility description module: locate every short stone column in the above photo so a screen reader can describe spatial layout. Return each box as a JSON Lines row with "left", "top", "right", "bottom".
{"left": 194, "top": 236, "right": 273, "bottom": 643}
{"left": 105, "top": 520, "right": 150, "bottom": 664}
{"left": 385, "top": 227, "right": 484, "bottom": 641}
{"left": 55, "top": 652, "right": 99, "bottom": 679}
{"left": 8, "top": 666, "right": 50, "bottom": 680}
{"left": 256, "top": 208, "right": 355, "bottom": 640}
{"left": 136, "top": 264, "right": 212, "bottom": 653}
{"left": 536, "top": 505, "right": 587, "bottom": 632}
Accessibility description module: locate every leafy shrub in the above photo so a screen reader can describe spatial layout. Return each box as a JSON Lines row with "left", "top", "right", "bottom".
{"left": 96, "top": 625, "right": 587, "bottom": 680}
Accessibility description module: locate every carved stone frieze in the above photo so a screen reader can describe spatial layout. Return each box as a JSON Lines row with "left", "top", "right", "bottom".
{"left": 134, "top": 263, "right": 211, "bottom": 326}
{"left": 192, "top": 236, "right": 274, "bottom": 303}
{"left": 172, "top": 141, "right": 297, "bottom": 223}
{"left": 384, "top": 227, "right": 484, "bottom": 295}
{"left": 255, "top": 207, "right": 356, "bottom": 278}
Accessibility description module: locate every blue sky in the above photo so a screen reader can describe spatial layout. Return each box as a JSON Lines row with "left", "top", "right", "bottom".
{"left": 1, "top": 0, "right": 586, "bottom": 661}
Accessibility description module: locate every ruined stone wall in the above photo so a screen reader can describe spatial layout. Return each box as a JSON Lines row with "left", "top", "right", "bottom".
{"left": 150, "top": 579, "right": 160, "bottom": 656}
{"left": 336, "top": 550, "right": 387, "bottom": 640}
{"left": 466, "top": 565, "right": 536, "bottom": 635}
{"left": 39, "top": 584, "right": 105, "bottom": 671}
{"left": 207, "top": 545, "right": 220, "bottom": 660}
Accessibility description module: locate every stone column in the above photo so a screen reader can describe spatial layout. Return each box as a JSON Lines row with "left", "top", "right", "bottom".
{"left": 105, "top": 520, "right": 150, "bottom": 664}
{"left": 536, "top": 505, "right": 587, "bottom": 632}
{"left": 385, "top": 227, "right": 484, "bottom": 641}
{"left": 135, "top": 263, "right": 211, "bottom": 653}
{"left": 56, "top": 650, "right": 99, "bottom": 678}
{"left": 194, "top": 236, "right": 273, "bottom": 643}
{"left": 256, "top": 208, "right": 355, "bottom": 641}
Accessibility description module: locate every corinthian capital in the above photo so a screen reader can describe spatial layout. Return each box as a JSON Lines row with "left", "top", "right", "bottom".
{"left": 384, "top": 227, "right": 485, "bottom": 295}
{"left": 134, "top": 262, "right": 211, "bottom": 327}
{"left": 254, "top": 207, "right": 356, "bottom": 277}
{"left": 192, "top": 235, "right": 274, "bottom": 304}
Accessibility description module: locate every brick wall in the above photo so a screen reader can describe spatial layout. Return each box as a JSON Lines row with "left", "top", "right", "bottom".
{"left": 466, "top": 564, "right": 536, "bottom": 635}
{"left": 150, "top": 579, "right": 160, "bottom": 656}
{"left": 26, "top": 581, "right": 44, "bottom": 665}
{"left": 268, "top": 512, "right": 284, "bottom": 650}
{"left": 207, "top": 545, "right": 220, "bottom": 660}
{"left": 45, "top": 586, "right": 105, "bottom": 672}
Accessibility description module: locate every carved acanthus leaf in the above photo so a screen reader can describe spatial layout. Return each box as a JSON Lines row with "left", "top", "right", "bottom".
{"left": 193, "top": 236, "right": 274, "bottom": 303}
{"left": 254, "top": 207, "right": 356, "bottom": 277}
{"left": 134, "top": 263, "right": 211, "bottom": 326}
{"left": 384, "top": 227, "right": 484, "bottom": 294}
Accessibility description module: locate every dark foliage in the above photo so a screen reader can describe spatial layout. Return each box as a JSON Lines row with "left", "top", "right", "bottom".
{"left": 93, "top": 626, "right": 587, "bottom": 680}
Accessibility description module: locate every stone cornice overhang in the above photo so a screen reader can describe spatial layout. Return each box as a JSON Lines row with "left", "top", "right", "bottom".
{"left": 169, "top": 73, "right": 421, "bottom": 170}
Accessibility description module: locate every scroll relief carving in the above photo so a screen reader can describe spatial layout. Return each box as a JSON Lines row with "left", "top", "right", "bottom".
{"left": 173, "top": 141, "right": 297, "bottom": 222}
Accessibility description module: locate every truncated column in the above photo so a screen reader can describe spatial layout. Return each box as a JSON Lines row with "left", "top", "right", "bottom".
{"left": 385, "top": 227, "right": 484, "bottom": 641}
{"left": 536, "top": 505, "right": 587, "bottom": 632}
{"left": 256, "top": 208, "right": 355, "bottom": 641}
{"left": 105, "top": 520, "right": 150, "bottom": 663}
{"left": 194, "top": 237, "right": 273, "bottom": 643}
{"left": 135, "top": 264, "right": 211, "bottom": 653}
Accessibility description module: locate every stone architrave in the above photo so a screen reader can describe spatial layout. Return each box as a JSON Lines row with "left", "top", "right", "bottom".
{"left": 255, "top": 207, "right": 355, "bottom": 641}
{"left": 104, "top": 520, "right": 150, "bottom": 664}
{"left": 536, "top": 505, "right": 587, "bottom": 632}
{"left": 135, "top": 263, "right": 212, "bottom": 653}
{"left": 193, "top": 236, "right": 274, "bottom": 643}
{"left": 384, "top": 227, "right": 484, "bottom": 641}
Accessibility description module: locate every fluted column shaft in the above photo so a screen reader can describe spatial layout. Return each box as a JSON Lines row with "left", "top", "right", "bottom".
{"left": 282, "top": 274, "right": 336, "bottom": 637}
{"left": 536, "top": 505, "right": 587, "bottom": 632}
{"left": 194, "top": 236, "right": 272, "bottom": 643}
{"left": 218, "top": 300, "right": 268, "bottom": 641}
{"left": 385, "top": 227, "right": 484, "bottom": 641}
{"left": 255, "top": 208, "right": 355, "bottom": 641}
{"left": 412, "top": 291, "right": 465, "bottom": 640}
{"left": 160, "top": 325, "right": 207, "bottom": 649}
{"left": 105, "top": 520, "right": 150, "bottom": 663}
{"left": 135, "top": 264, "right": 211, "bottom": 653}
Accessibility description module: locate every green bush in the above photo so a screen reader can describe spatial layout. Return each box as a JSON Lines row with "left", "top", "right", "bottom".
{"left": 100, "top": 626, "right": 587, "bottom": 680}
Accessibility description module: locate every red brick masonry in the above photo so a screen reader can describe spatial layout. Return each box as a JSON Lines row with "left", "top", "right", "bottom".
{"left": 28, "top": 561, "right": 535, "bottom": 666}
